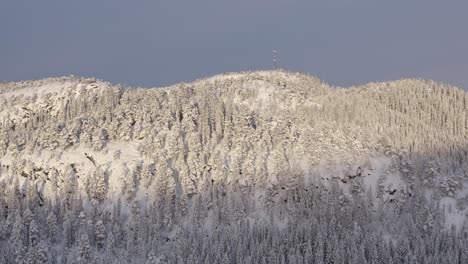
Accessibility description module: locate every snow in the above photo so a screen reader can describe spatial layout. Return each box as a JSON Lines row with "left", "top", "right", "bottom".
{"left": 0, "top": 81, "right": 73, "bottom": 98}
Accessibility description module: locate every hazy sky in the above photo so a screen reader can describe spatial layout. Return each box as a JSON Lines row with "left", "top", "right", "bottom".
{"left": 1, "top": 1, "right": 467, "bottom": 89}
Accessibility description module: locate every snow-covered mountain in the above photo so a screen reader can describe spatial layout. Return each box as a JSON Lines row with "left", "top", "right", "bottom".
{"left": 1, "top": 71, "right": 468, "bottom": 263}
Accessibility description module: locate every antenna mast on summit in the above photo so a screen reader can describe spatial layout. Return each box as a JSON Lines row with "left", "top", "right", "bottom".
{"left": 273, "top": 49, "right": 278, "bottom": 70}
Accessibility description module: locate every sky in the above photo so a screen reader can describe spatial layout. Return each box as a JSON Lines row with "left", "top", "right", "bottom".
{"left": 1, "top": 1, "right": 467, "bottom": 90}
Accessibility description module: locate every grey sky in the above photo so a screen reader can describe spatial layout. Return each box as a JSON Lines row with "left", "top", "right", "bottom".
{"left": 1, "top": 1, "right": 467, "bottom": 89}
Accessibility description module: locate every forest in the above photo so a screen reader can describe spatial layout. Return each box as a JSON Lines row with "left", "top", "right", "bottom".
{"left": 0, "top": 70, "right": 467, "bottom": 263}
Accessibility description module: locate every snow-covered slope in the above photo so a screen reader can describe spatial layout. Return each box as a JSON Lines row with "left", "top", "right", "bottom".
{"left": 1, "top": 71, "right": 468, "bottom": 263}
